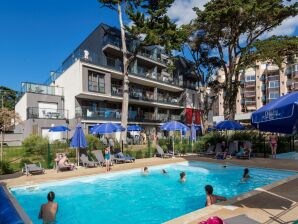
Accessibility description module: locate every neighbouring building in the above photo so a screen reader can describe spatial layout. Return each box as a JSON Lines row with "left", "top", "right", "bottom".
{"left": 212, "top": 55, "right": 298, "bottom": 124}
{"left": 15, "top": 23, "right": 202, "bottom": 141}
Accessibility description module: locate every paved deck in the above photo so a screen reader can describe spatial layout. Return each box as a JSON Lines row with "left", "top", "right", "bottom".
{"left": 1, "top": 156, "right": 298, "bottom": 224}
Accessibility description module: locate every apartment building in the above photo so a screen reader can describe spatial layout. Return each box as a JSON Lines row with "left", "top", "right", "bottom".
{"left": 15, "top": 23, "right": 201, "bottom": 140}
{"left": 212, "top": 56, "right": 298, "bottom": 123}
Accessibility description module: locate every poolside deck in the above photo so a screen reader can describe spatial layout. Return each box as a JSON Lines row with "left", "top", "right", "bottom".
{"left": 1, "top": 156, "right": 298, "bottom": 223}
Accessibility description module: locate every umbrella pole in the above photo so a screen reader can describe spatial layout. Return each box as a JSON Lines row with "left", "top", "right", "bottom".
{"left": 77, "top": 148, "right": 79, "bottom": 166}
{"left": 172, "top": 137, "right": 175, "bottom": 158}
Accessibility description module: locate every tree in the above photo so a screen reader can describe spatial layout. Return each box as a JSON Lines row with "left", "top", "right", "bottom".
{"left": 193, "top": 0, "right": 298, "bottom": 120}
{"left": 0, "top": 108, "right": 20, "bottom": 162}
{"left": 183, "top": 28, "right": 222, "bottom": 134}
{"left": 0, "top": 86, "right": 18, "bottom": 110}
{"left": 98, "top": 0, "right": 184, "bottom": 142}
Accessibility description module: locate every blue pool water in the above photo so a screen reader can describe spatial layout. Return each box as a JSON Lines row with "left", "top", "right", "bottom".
{"left": 276, "top": 152, "right": 298, "bottom": 160}
{"left": 11, "top": 161, "right": 295, "bottom": 224}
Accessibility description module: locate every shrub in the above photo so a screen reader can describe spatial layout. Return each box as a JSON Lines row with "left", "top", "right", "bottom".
{"left": 23, "top": 135, "right": 49, "bottom": 156}
{"left": 19, "top": 158, "right": 33, "bottom": 169}
{"left": 0, "top": 160, "right": 14, "bottom": 175}
{"left": 135, "top": 150, "right": 144, "bottom": 159}
{"left": 85, "top": 135, "right": 100, "bottom": 150}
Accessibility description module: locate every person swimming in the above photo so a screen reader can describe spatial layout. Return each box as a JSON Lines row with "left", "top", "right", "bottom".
{"left": 242, "top": 168, "right": 250, "bottom": 180}
{"left": 161, "top": 169, "right": 167, "bottom": 174}
{"left": 180, "top": 172, "right": 186, "bottom": 182}
{"left": 143, "top": 167, "right": 149, "bottom": 175}
{"left": 39, "top": 191, "right": 58, "bottom": 224}
{"left": 205, "top": 185, "right": 227, "bottom": 206}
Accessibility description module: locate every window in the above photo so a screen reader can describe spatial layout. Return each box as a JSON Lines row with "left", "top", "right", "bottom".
{"left": 88, "top": 71, "right": 105, "bottom": 93}
{"left": 38, "top": 102, "right": 58, "bottom": 118}
{"left": 269, "top": 81, "right": 279, "bottom": 88}
{"left": 269, "top": 92, "right": 279, "bottom": 99}
{"left": 245, "top": 75, "right": 256, "bottom": 82}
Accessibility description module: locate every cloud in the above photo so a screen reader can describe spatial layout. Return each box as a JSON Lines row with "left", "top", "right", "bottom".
{"left": 263, "top": 15, "right": 298, "bottom": 37}
{"left": 168, "top": 0, "right": 209, "bottom": 26}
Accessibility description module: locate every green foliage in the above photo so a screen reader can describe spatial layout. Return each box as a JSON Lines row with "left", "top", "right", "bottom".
{"left": 85, "top": 135, "right": 100, "bottom": 150}
{"left": 0, "top": 86, "right": 18, "bottom": 110}
{"left": 0, "top": 160, "right": 14, "bottom": 175}
{"left": 19, "top": 158, "right": 33, "bottom": 169}
{"left": 135, "top": 150, "right": 144, "bottom": 159}
{"left": 23, "top": 134, "right": 49, "bottom": 156}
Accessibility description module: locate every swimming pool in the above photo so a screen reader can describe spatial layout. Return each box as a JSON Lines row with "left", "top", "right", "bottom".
{"left": 10, "top": 161, "right": 295, "bottom": 224}
{"left": 276, "top": 152, "right": 298, "bottom": 160}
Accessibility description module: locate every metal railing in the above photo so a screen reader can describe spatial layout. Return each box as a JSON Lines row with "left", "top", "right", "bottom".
{"left": 27, "top": 107, "right": 67, "bottom": 119}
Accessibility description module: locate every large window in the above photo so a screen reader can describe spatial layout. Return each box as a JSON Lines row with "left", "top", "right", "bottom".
{"left": 88, "top": 71, "right": 105, "bottom": 93}
{"left": 268, "top": 81, "right": 279, "bottom": 88}
{"left": 245, "top": 75, "right": 256, "bottom": 82}
{"left": 269, "top": 92, "right": 279, "bottom": 99}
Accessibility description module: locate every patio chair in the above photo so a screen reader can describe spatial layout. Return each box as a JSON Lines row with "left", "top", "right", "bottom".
{"left": 115, "top": 152, "right": 135, "bottom": 163}
{"left": 228, "top": 142, "right": 238, "bottom": 156}
{"left": 23, "top": 163, "right": 45, "bottom": 176}
{"left": 198, "top": 145, "right": 215, "bottom": 157}
{"left": 80, "top": 154, "right": 98, "bottom": 168}
{"left": 156, "top": 145, "right": 173, "bottom": 158}
{"left": 92, "top": 150, "right": 114, "bottom": 166}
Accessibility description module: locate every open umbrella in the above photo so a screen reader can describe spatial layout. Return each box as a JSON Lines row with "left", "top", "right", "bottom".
{"left": 127, "top": 125, "right": 143, "bottom": 132}
{"left": 161, "top": 121, "right": 189, "bottom": 156}
{"left": 92, "top": 123, "right": 125, "bottom": 135}
{"left": 251, "top": 92, "right": 298, "bottom": 134}
{"left": 215, "top": 120, "right": 244, "bottom": 131}
{"left": 49, "top": 126, "right": 70, "bottom": 132}
{"left": 70, "top": 124, "right": 87, "bottom": 166}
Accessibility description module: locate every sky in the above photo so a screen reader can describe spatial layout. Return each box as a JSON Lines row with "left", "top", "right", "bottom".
{"left": 0, "top": 0, "right": 297, "bottom": 91}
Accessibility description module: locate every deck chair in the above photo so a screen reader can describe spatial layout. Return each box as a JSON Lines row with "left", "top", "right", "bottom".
{"left": 92, "top": 150, "right": 114, "bottom": 166}
{"left": 228, "top": 142, "right": 238, "bottom": 156}
{"left": 80, "top": 154, "right": 98, "bottom": 167}
{"left": 23, "top": 163, "right": 45, "bottom": 176}
{"left": 156, "top": 145, "right": 173, "bottom": 158}
{"left": 115, "top": 152, "right": 135, "bottom": 163}
{"left": 198, "top": 145, "right": 215, "bottom": 157}
{"left": 237, "top": 142, "right": 252, "bottom": 160}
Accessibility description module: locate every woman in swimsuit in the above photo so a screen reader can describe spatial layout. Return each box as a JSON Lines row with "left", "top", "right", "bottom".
{"left": 104, "top": 146, "right": 111, "bottom": 172}
{"left": 205, "top": 185, "right": 227, "bottom": 206}
{"left": 269, "top": 133, "right": 278, "bottom": 159}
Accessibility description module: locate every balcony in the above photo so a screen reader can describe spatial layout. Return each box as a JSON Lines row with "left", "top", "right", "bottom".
{"left": 244, "top": 81, "right": 255, "bottom": 87}
{"left": 245, "top": 101, "right": 256, "bottom": 106}
{"left": 27, "top": 107, "right": 67, "bottom": 119}
{"left": 75, "top": 106, "right": 181, "bottom": 123}
{"left": 102, "top": 35, "right": 167, "bottom": 66}
{"left": 21, "top": 82, "right": 63, "bottom": 96}
{"left": 267, "top": 75, "right": 279, "bottom": 81}
{"left": 286, "top": 80, "right": 293, "bottom": 86}
{"left": 261, "top": 84, "right": 266, "bottom": 91}
{"left": 244, "top": 91, "right": 256, "bottom": 97}
{"left": 267, "top": 64, "right": 279, "bottom": 71}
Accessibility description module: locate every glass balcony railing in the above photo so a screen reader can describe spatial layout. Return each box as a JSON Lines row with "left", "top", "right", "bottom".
{"left": 21, "top": 82, "right": 64, "bottom": 96}
{"left": 245, "top": 101, "right": 256, "bottom": 106}
{"left": 27, "top": 107, "right": 67, "bottom": 119}
{"left": 75, "top": 106, "right": 181, "bottom": 123}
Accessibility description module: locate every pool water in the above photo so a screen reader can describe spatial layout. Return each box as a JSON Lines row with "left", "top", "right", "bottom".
{"left": 11, "top": 161, "right": 295, "bottom": 224}
{"left": 276, "top": 152, "right": 298, "bottom": 160}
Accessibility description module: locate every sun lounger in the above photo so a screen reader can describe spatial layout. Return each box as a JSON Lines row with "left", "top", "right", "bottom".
{"left": 23, "top": 163, "right": 45, "bottom": 176}
{"left": 92, "top": 150, "right": 114, "bottom": 166}
{"left": 80, "top": 154, "right": 98, "bottom": 167}
{"left": 198, "top": 145, "right": 215, "bottom": 157}
{"left": 115, "top": 152, "right": 135, "bottom": 163}
{"left": 156, "top": 145, "right": 173, "bottom": 158}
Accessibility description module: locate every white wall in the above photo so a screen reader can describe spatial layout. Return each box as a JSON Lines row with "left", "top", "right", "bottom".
{"left": 15, "top": 94, "right": 27, "bottom": 122}
{"left": 54, "top": 60, "right": 82, "bottom": 119}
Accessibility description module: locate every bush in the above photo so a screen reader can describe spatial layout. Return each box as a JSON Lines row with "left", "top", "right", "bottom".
{"left": 85, "top": 135, "right": 100, "bottom": 150}
{"left": 135, "top": 150, "right": 144, "bottom": 159}
{"left": 0, "top": 160, "right": 14, "bottom": 175}
{"left": 23, "top": 135, "right": 49, "bottom": 156}
{"left": 19, "top": 158, "right": 33, "bottom": 169}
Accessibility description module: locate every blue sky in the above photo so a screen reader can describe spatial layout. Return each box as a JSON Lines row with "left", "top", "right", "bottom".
{"left": 0, "top": 0, "right": 297, "bottom": 91}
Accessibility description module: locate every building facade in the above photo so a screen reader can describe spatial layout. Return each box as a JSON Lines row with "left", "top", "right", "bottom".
{"left": 15, "top": 24, "right": 201, "bottom": 140}
{"left": 212, "top": 55, "right": 298, "bottom": 123}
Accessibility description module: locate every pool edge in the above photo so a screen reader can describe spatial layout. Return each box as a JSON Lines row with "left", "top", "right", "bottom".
{"left": 163, "top": 173, "right": 298, "bottom": 224}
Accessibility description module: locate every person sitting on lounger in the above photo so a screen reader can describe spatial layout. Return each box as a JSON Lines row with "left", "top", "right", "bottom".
{"left": 143, "top": 167, "right": 149, "bottom": 175}
{"left": 241, "top": 168, "right": 250, "bottom": 181}
{"left": 205, "top": 185, "right": 226, "bottom": 206}
{"left": 236, "top": 143, "right": 245, "bottom": 157}
{"left": 39, "top": 191, "right": 58, "bottom": 224}
{"left": 180, "top": 172, "right": 186, "bottom": 182}
{"left": 58, "top": 155, "right": 75, "bottom": 170}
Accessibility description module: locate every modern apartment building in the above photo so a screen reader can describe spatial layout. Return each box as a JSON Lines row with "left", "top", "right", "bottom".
{"left": 15, "top": 23, "right": 201, "bottom": 140}
{"left": 212, "top": 55, "right": 298, "bottom": 123}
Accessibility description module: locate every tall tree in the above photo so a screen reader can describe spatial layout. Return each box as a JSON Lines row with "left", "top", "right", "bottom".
{"left": 0, "top": 86, "right": 18, "bottom": 110}
{"left": 98, "top": 0, "right": 184, "bottom": 142}
{"left": 193, "top": 0, "right": 298, "bottom": 120}
{"left": 183, "top": 28, "right": 222, "bottom": 134}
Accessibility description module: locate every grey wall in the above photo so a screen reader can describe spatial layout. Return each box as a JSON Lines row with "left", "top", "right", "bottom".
{"left": 82, "top": 65, "right": 111, "bottom": 95}
{"left": 26, "top": 92, "right": 64, "bottom": 109}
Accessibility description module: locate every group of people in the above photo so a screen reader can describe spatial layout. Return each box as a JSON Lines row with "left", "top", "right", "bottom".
{"left": 38, "top": 167, "right": 251, "bottom": 223}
